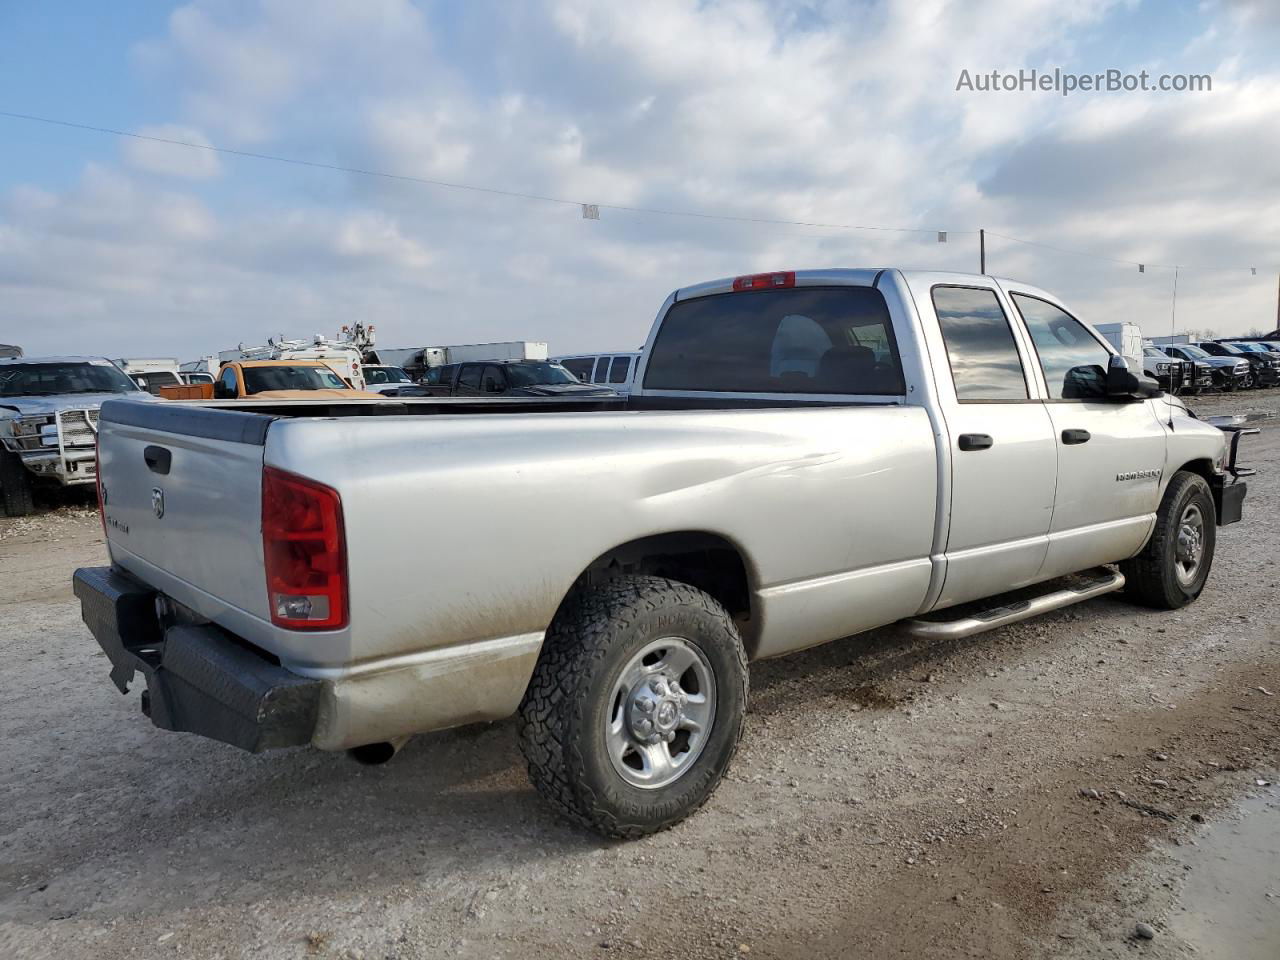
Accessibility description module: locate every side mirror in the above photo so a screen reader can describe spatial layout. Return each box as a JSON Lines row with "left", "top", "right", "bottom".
{"left": 1106, "top": 355, "right": 1162, "bottom": 399}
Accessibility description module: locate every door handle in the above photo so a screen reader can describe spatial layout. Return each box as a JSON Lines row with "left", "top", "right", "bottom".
{"left": 958, "top": 433, "right": 993, "bottom": 451}
{"left": 143, "top": 445, "right": 172, "bottom": 475}
{"left": 1061, "top": 429, "right": 1091, "bottom": 445}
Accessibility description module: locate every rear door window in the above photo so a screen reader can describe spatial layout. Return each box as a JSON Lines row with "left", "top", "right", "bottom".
{"left": 608, "top": 357, "right": 631, "bottom": 383}
{"left": 931, "top": 286, "right": 1028, "bottom": 401}
{"left": 457, "top": 365, "right": 483, "bottom": 391}
{"left": 561, "top": 357, "right": 594, "bottom": 380}
{"left": 644, "top": 287, "right": 904, "bottom": 395}
{"left": 481, "top": 365, "right": 505, "bottom": 393}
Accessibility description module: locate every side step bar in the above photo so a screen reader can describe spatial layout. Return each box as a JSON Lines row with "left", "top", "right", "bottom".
{"left": 901, "top": 568, "right": 1126, "bottom": 640}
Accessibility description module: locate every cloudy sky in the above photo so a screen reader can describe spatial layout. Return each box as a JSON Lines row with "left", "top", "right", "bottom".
{"left": 2, "top": 0, "right": 1279, "bottom": 360}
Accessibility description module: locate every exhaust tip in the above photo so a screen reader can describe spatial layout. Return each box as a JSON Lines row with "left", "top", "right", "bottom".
{"left": 346, "top": 736, "right": 410, "bottom": 766}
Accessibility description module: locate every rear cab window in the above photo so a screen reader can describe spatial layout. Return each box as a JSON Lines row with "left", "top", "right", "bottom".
{"left": 643, "top": 286, "right": 905, "bottom": 395}
{"left": 607, "top": 357, "right": 631, "bottom": 384}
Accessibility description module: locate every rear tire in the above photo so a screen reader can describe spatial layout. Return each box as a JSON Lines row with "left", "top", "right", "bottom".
{"left": 0, "top": 451, "right": 36, "bottom": 517}
{"left": 518, "top": 575, "right": 748, "bottom": 839}
{"left": 1120, "top": 470, "right": 1216, "bottom": 609}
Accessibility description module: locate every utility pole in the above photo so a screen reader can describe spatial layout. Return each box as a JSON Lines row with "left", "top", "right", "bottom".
{"left": 979, "top": 229, "right": 986, "bottom": 274}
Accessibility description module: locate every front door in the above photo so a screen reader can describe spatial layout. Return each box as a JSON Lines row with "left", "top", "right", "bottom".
{"left": 923, "top": 282, "right": 1059, "bottom": 609}
{"left": 1003, "top": 289, "right": 1166, "bottom": 578}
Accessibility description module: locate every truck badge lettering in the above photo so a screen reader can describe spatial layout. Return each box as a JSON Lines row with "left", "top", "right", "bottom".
{"left": 1115, "top": 469, "right": 1161, "bottom": 482}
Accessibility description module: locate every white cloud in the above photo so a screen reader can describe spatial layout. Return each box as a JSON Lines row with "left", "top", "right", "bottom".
{"left": 122, "top": 124, "right": 223, "bottom": 179}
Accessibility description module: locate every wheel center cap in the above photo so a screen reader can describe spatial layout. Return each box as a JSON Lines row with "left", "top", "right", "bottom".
{"left": 628, "top": 674, "right": 686, "bottom": 742}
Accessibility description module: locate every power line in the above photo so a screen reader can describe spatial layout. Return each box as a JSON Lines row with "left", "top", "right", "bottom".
{"left": 0, "top": 109, "right": 1272, "bottom": 277}
{"left": 0, "top": 110, "right": 952, "bottom": 236}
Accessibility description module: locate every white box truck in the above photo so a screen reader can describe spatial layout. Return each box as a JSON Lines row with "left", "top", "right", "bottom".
{"left": 430, "top": 341, "right": 548, "bottom": 365}
{"left": 1094, "top": 322, "right": 1144, "bottom": 371}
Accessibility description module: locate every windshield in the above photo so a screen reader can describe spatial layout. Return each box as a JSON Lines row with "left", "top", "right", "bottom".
{"left": 241, "top": 365, "right": 347, "bottom": 393}
{"left": 0, "top": 361, "right": 141, "bottom": 397}
{"left": 1228, "top": 342, "right": 1264, "bottom": 353}
{"left": 1211, "top": 341, "right": 1244, "bottom": 354}
{"left": 1143, "top": 346, "right": 1169, "bottom": 358}
{"left": 1179, "top": 346, "right": 1212, "bottom": 360}
{"left": 364, "top": 366, "right": 410, "bottom": 384}
{"left": 505, "top": 362, "right": 579, "bottom": 387}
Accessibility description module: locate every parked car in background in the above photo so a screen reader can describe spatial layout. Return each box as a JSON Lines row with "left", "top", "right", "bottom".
{"left": 180, "top": 356, "right": 221, "bottom": 380}
{"left": 220, "top": 336, "right": 368, "bottom": 390}
{"left": 1142, "top": 345, "right": 1212, "bottom": 395}
{"left": 1220, "top": 340, "right": 1280, "bottom": 381}
{"left": 180, "top": 371, "right": 215, "bottom": 386}
{"left": 0, "top": 356, "right": 152, "bottom": 515}
{"left": 370, "top": 341, "right": 550, "bottom": 382}
{"left": 360, "top": 365, "right": 416, "bottom": 395}
{"left": 75, "top": 267, "right": 1250, "bottom": 839}
{"left": 1142, "top": 344, "right": 1186, "bottom": 393}
{"left": 114, "top": 359, "right": 184, "bottom": 396}
{"left": 1188, "top": 340, "right": 1279, "bottom": 388}
{"left": 555, "top": 352, "right": 642, "bottom": 396}
{"left": 421, "top": 359, "right": 617, "bottom": 398}
{"left": 1161, "top": 344, "right": 1250, "bottom": 391}
{"left": 212, "top": 360, "right": 384, "bottom": 400}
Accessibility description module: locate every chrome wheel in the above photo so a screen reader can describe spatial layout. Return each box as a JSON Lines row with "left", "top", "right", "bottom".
{"left": 1174, "top": 502, "right": 1205, "bottom": 587}
{"left": 606, "top": 637, "right": 716, "bottom": 790}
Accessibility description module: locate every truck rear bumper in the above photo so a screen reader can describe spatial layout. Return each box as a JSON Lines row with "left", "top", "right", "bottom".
{"left": 73, "top": 566, "right": 321, "bottom": 752}
{"left": 73, "top": 565, "right": 543, "bottom": 753}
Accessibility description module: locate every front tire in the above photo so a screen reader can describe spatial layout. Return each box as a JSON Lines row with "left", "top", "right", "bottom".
{"left": 518, "top": 575, "right": 748, "bottom": 839}
{"left": 1120, "top": 471, "right": 1216, "bottom": 609}
{"left": 0, "top": 451, "right": 36, "bottom": 517}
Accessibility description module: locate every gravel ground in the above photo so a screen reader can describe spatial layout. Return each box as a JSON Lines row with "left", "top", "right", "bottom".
{"left": 1, "top": 395, "right": 1278, "bottom": 960}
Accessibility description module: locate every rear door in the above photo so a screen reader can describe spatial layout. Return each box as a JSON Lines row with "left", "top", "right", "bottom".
{"left": 1003, "top": 288, "right": 1165, "bottom": 578}
{"left": 917, "top": 281, "right": 1058, "bottom": 608}
{"left": 481, "top": 364, "right": 507, "bottom": 395}
{"left": 455, "top": 363, "right": 484, "bottom": 396}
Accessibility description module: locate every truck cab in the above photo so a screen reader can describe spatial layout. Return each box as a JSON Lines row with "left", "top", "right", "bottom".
{"left": 212, "top": 360, "right": 384, "bottom": 400}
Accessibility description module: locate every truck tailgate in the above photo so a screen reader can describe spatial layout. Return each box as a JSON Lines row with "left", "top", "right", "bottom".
{"left": 97, "top": 400, "right": 273, "bottom": 628}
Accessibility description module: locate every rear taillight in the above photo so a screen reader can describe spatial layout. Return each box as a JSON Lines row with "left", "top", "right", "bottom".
{"left": 732, "top": 271, "right": 795, "bottom": 291}
{"left": 262, "top": 467, "right": 347, "bottom": 630}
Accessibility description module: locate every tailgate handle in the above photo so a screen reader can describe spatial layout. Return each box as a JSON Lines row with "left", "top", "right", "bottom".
{"left": 143, "top": 445, "right": 172, "bottom": 475}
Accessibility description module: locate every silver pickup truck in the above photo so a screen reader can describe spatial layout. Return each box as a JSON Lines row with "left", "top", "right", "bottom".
{"left": 74, "top": 269, "right": 1253, "bottom": 838}
{"left": 1, "top": 356, "right": 152, "bottom": 516}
